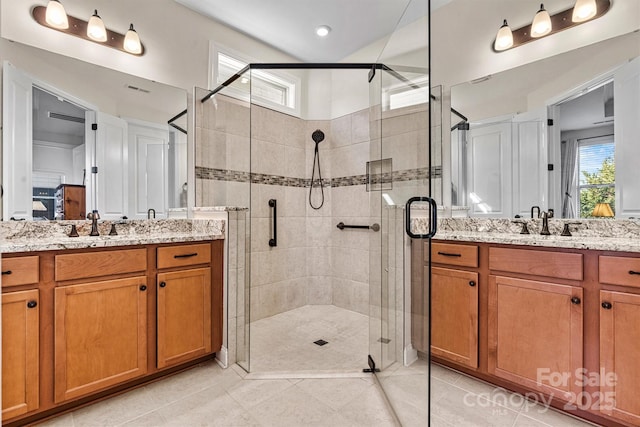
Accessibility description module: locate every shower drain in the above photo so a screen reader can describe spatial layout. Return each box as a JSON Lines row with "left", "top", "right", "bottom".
{"left": 313, "top": 339, "right": 328, "bottom": 346}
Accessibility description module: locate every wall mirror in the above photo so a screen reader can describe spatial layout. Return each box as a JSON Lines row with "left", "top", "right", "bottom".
{"left": 2, "top": 39, "right": 188, "bottom": 221}
{"left": 449, "top": 30, "right": 640, "bottom": 219}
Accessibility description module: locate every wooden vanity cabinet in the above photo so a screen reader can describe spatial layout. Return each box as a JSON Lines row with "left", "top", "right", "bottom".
{"left": 429, "top": 242, "right": 479, "bottom": 368}
{"left": 599, "top": 290, "right": 640, "bottom": 425}
{"left": 2, "top": 289, "right": 40, "bottom": 419}
{"left": 488, "top": 248, "right": 584, "bottom": 401}
{"left": 1, "top": 240, "right": 223, "bottom": 426}
{"left": 2, "top": 255, "right": 41, "bottom": 419}
{"left": 157, "top": 243, "right": 213, "bottom": 368}
{"left": 488, "top": 275, "right": 583, "bottom": 401}
{"left": 599, "top": 255, "right": 640, "bottom": 425}
{"left": 54, "top": 276, "right": 148, "bottom": 403}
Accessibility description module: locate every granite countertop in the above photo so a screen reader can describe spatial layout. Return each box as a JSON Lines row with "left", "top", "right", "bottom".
{"left": 0, "top": 219, "right": 225, "bottom": 253}
{"left": 434, "top": 230, "right": 640, "bottom": 253}
{"left": 416, "top": 217, "right": 640, "bottom": 253}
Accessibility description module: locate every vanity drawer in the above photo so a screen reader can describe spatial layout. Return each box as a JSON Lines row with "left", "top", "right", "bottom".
{"left": 157, "top": 243, "right": 211, "bottom": 269}
{"left": 1, "top": 256, "right": 39, "bottom": 287}
{"left": 489, "top": 247, "right": 583, "bottom": 281}
{"left": 55, "top": 249, "right": 147, "bottom": 282}
{"left": 430, "top": 242, "right": 478, "bottom": 268}
{"left": 599, "top": 256, "right": 640, "bottom": 288}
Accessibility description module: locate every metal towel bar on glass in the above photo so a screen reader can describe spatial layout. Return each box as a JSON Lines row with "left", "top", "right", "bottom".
{"left": 336, "top": 222, "right": 380, "bottom": 232}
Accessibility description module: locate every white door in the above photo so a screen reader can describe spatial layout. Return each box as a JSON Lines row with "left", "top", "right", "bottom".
{"left": 512, "top": 110, "right": 547, "bottom": 218}
{"left": 2, "top": 61, "right": 33, "bottom": 220}
{"left": 128, "top": 121, "right": 169, "bottom": 219}
{"left": 615, "top": 56, "right": 640, "bottom": 218}
{"left": 86, "top": 111, "right": 128, "bottom": 219}
{"left": 467, "top": 122, "right": 512, "bottom": 217}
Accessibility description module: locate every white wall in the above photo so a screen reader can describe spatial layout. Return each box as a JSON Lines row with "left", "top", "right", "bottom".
{"left": 431, "top": 0, "right": 640, "bottom": 89}
{"left": 32, "top": 141, "right": 79, "bottom": 185}
{"left": 0, "top": 0, "right": 298, "bottom": 91}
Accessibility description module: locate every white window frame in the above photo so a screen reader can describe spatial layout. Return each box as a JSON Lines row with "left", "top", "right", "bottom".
{"left": 384, "top": 75, "right": 430, "bottom": 111}
{"left": 576, "top": 135, "right": 615, "bottom": 217}
{"left": 209, "top": 44, "right": 301, "bottom": 117}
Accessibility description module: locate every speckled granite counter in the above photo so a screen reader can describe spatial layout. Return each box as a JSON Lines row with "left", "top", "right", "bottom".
{"left": 0, "top": 219, "right": 225, "bottom": 253}
{"left": 417, "top": 218, "right": 640, "bottom": 253}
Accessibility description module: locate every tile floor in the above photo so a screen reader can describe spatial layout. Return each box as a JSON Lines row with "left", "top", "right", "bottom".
{"left": 429, "top": 363, "right": 597, "bottom": 427}
{"left": 249, "top": 305, "right": 369, "bottom": 374}
{"left": 37, "top": 361, "right": 398, "bottom": 427}
{"left": 36, "top": 304, "right": 597, "bottom": 427}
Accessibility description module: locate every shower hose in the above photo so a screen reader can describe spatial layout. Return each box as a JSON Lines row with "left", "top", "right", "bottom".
{"left": 309, "top": 138, "right": 324, "bottom": 210}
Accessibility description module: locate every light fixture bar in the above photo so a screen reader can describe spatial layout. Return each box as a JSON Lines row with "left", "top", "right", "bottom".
{"left": 493, "top": 0, "right": 610, "bottom": 52}
{"left": 32, "top": 5, "right": 145, "bottom": 56}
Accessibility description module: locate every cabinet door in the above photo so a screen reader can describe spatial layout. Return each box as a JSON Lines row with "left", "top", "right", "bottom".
{"left": 600, "top": 291, "right": 640, "bottom": 425}
{"left": 54, "top": 277, "right": 147, "bottom": 403}
{"left": 157, "top": 268, "right": 212, "bottom": 368}
{"left": 431, "top": 267, "right": 478, "bottom": 368}
{"left": 488, "top": 276, "right": 583, "bottom": 401}
{"left": 2, "top": 289, "right": 39, "bottom": 419}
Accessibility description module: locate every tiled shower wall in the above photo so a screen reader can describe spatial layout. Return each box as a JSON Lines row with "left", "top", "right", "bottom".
{"left": 195, "top": 95, "right": 433, "bottom": 326}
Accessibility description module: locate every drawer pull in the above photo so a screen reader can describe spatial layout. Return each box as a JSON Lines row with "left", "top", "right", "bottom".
{"left": 602, "top": 301, "right": 612, "bottom": 310}
{"left": 140, "top": 285, "right": 147, "bottom": 291}
{"left": 571, "top": 296, "right": 581, "bottom": 305}
{"left": 629, "top": 270, "right": 640, "bottom": 276}
{"left": 469, "top": 281, "right": 476, "bottom": 287}
{"left": 1, "top": 270, "right": 12, "bottom": 275}
{"left": 437, "top": 252, "right": 462, "bottom": 257}
{"left": 27, "top": 300, "right": 38, "bottom": 309}
{"left": 174, "top": 253, "right": 198, "bottom": 259}
{"left": 159, "top": 281, "right": 167, "bottom": 288}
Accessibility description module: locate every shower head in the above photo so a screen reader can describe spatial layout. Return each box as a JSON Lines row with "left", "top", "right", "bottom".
{"left": 312, "top": 129, "right": 325, "bottom": 144}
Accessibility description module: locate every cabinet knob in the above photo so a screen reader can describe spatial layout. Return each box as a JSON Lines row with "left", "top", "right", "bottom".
{"left": 1, "top": 270, "right": 12, "bottom": 275}
{"left": 27, "top": 300, "right": 38, "bottom": 309}
{"left": 602, "top": 301, "right": 612, "bottom": 310}
{"left": 159, "top": 281, "right": 167, "bottom": 288}
{"left": 469, "top": 281, "right": 476, "bottom": 287}
{"left": 571, "top": 296, "right": 581, "bottom": 305}
{"left": 139, "top": 285, "right": 147, "bottom": 291}
{"left": 629, "top": 270, "right": 640, "bottom": 276}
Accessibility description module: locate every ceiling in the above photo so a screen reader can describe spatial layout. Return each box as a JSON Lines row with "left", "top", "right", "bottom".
{"left": 174, "top": 0, "right": 445, "bottom": 62}
{"left": 33, "top": 87, "right": 86, "bottom": 147}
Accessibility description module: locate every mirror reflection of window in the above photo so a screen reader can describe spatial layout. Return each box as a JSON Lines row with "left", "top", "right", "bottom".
{"left": 577, "top": 137, "right": 615, "bottom": 218}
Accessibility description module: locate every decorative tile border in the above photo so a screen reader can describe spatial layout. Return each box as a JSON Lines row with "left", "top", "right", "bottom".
{"left": 195, "top": 165, "right": 442, "bottom": 189}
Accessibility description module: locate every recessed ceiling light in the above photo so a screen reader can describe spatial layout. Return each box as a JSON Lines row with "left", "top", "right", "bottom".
{"left": 315, "top": 25, "right": 331, "bottom": 37}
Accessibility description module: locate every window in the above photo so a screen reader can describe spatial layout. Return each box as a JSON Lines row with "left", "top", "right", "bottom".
{"left": 577, "top": 136, "right": 615, "bottom": 218}
{"left": 385, "top": 76, "right": 429, "bottom": 110}
{"left": 211, "top": 47, "right": 300, "bottom": 116}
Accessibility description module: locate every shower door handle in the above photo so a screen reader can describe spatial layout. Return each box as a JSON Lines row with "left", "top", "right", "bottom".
{"left": 405, "top": 196, "right": 437, "bottom": 239}
{"left": 269, "top": 199, "right": 277, "bottom": 247}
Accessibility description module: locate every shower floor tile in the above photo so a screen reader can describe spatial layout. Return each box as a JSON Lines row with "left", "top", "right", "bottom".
{"left": 249, "top": 305, "right": 369, "bottom": 374}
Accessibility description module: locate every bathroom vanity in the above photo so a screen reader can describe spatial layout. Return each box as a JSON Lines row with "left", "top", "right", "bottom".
{"left": 1, "top": 220, "right": 224, "bottom": 426}
{"left": 415, "top": 219, "right": 640, "bottom": 427}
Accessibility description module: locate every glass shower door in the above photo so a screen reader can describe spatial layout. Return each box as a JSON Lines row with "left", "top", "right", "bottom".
{"left": 368, "top": 64, "right": 434, "bottom": 426}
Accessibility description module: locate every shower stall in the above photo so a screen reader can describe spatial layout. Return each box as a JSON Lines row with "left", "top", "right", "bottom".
{"left": 193, "top": 59, "right": 437, "bottom": 424}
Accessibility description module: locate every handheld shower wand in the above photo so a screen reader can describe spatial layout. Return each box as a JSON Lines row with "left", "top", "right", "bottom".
{"left": 309, "top": 130, "right": 325, "bottom": 209}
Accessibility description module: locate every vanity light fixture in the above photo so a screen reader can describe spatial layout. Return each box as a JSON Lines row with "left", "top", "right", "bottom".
{"left": 493, "top": 0, "right": 610, "bottom": 52}
{"left": 494, "top": 20, "right": 513, "bottom": 51}
{"left": 87, "top": 9, "right": 107, "bottom": 42}
{"left": 45, "top": 0, "right": 68, "bottom": 29}
{"left": 123, "top": 24, "right": 142, "bottom": 54}
{"left": 531, "top": 4, "right": 552, "bottom": 38}
{"left": 572, "top": 0, "right": 598, "bottom": 22}
{"left": 32, "top": 5, "right": 145, "bottom": 56}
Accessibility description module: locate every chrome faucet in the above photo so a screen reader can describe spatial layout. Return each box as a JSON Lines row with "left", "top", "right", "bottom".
{"left": 531, "top": 206, "right": 541, "bottom": 218}
{"left": 87, "top": 210, "right": 100, "bottom": 236}
{"left": 147, "top": 208, "right": 156, "bottom": 219}
{"left": 540, "top": 211, "right": 551, "bottom": 235}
